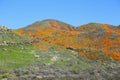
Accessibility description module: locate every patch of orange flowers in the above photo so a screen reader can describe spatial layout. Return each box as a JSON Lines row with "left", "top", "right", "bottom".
{"left": 110, "top": 52, "right": 120, "bottom": 61}
{"left": 80, "top": 51, "right": 120, "bottom": 61}
{"left": 80, "top": 52, "right": 99, "bottom": 60}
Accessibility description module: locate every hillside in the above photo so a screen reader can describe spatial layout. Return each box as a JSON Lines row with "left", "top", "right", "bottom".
{"left": 76, "top": 23, "right": 120, "bottom": 49}
{"left": 14, "top": 19, "right": 75, "bottom": 38}
{"left": 14, "top": 20, "right": 120, "bottom": 61}
{"left": 14, "top": 19, "right": 79, "bottom": 48}
{"left": 1, "top": 20, "right": 120, "bottom": 80}
{"left": 0, "top": 25, "right": 82, "bottom": 80}
{"left": 0, "top": 26, "right": 94, "bottom": 80}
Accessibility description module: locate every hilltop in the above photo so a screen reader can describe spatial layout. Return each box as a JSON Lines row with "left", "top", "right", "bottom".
{"left": 14, "top": 19, "right": 76, "bottom": 40}
{"left": 24, "top": 19, "right": 75, "bottom": 31}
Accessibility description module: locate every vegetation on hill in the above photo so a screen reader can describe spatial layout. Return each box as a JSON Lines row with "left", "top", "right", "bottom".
{"left": 0, "top": 27, "right": 28, "bottom": 42}
{"left": 0, "top": 45, "right": 36, "bottom": 70}
{"left": 0, "top": 19, "right": 120, "bottom": 79}
{"left": 14, "top": 20, "right": 120, "bottom": 61}
{"left": 0, "top": 26, "right": 36, "bottom": 71}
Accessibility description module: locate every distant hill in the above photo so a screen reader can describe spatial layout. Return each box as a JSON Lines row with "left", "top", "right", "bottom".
{"left": 76, "top": 23, "right": 120, "bottom": 40}
{"left": 76, "top": 23, "right": 120, "bottom": 53}
{"left": 14, "top": 19, "right": 120, "bottom": 61}
{"left": 14, "top": 19, "right": 76, "bottom": 39}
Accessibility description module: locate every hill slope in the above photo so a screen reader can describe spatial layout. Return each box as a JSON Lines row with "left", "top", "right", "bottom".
{"left": 0, "top": 25, "right": 36, "bottom": 71}
{"left": 14, "top": 19, "right": 76, "bottom": 43}
{"left": 0, "top": 25, "right": 89, "bottom": 80}
{"left": 1, "top": 21, "right": 120, "bottom": 80}
{"left": 41, "top": 22, "right": 120, "bottom": 61}
{"left": 77, "top": 23, "right": 120, "bottom": 60}
{"left": 76, "top": 23, "right": 120, "bottom": 48}
{"left": 14, "top": 20, "right": 120, "bottom": 61}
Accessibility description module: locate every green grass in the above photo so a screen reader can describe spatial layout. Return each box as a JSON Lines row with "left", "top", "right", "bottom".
{"left": 0, "top": 28, "right": 36, "bottom": 71}
{"left": 0, "top": 45, "right": 36, "bottom": 71}
{"left": 33, "top": 49, "right": 99, "bottom": 71}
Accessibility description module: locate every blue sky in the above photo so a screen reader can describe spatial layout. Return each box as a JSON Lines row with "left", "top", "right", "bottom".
{"left": 0, "top": 0, "right": 120, "bottom": 29}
